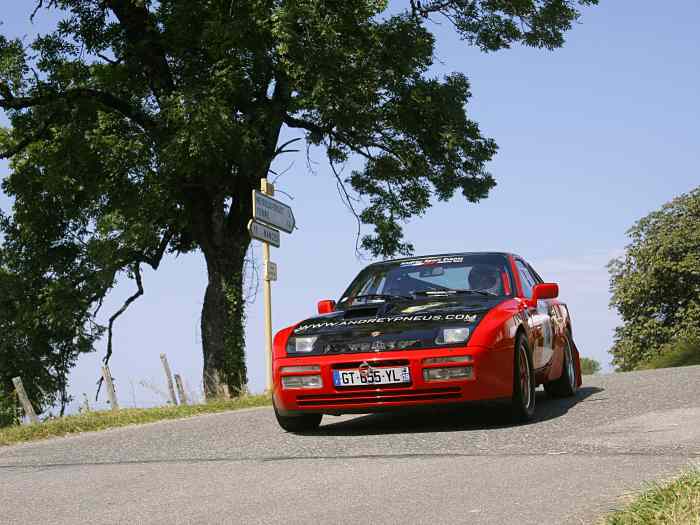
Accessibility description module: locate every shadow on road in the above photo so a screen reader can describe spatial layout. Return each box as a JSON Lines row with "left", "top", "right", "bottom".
{"left": 313, "top": 386, "right": 603, "bottom": 436}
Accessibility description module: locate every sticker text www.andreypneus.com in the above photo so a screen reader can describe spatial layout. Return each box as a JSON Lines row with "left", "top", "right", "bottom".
{"left": 293, "top": 313, "right": 479, "bottom": 333}
{"left": 399, "top": 256, "right": 464, "bottom": 267}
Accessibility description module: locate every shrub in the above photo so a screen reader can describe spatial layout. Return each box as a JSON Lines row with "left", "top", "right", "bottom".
{"left": 0, "top": 392, "right": 19, "bottom": 428}
{"left": 580, "top": 357, "right": 601, "bottom": 375}
{"left": 608, "top": 187, "right": 700, "bottom": 371}
{"left": 641, "top": 333, "right": 700, "bottom": 370}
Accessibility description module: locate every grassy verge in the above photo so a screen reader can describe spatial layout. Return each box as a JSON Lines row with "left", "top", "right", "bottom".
{"left": 0, "top": 394, "right": 271, "bottom": 447}
{"left": 604, "top": 470, "right": 700, "bottom": 525}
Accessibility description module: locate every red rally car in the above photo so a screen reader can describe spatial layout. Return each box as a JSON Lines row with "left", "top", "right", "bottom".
{"left": 272, "top": 252, "right": 582, "bottom": 432}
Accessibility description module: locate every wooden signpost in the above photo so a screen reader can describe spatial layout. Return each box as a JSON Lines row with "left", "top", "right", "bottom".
{"left": 249, "top": 179, "right": 294, "bottom": 391}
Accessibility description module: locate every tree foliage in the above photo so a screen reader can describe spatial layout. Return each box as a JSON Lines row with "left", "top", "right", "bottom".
{"left": 608, "top": 187, "right": 700, "bottom": 371}
{"left": 579, "top": 357, "right": 600, "bottom": 375}
{"left": 0, "top": 0, "right": 597, "bottom": 399}
{"left": 0, "top": 239, "right": 100, "bottom": 415}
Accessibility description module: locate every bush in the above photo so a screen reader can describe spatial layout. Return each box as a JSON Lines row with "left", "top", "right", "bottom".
{"left": 0, "top": 392, "right": 19, "bottom": 428}
{"left": 580, "top": 357, "right": 601, "bottom": 375}
{"left": 608, "top": 187, "right": 700, "bottom": 371}
{"left": 641, "top": 333, "right": 700, "bottom": 370}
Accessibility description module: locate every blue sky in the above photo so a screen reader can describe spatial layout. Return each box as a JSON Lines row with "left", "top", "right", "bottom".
{"left": 2, "top": 2, "right": 699, "bottom": 410}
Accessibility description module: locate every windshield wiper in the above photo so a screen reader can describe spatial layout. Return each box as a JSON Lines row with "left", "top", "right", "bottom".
{"left": 343, "top": 293, "right": 413, "bottom": 304}
{"left": 412, "top": 289, "right": 496, "bottom": 297}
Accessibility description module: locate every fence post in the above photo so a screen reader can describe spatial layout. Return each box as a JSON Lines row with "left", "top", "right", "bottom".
{"left": 160, "top": 353, "right": 178, "bottom": 406}
{"left": 174, "top": 374, "right": 189, "bottom": 405}
{"left": 101, "top": 365, "right": 119, "bottom": 412}
{"left": 81, "top": 393, "right": 91, "bottom": 413}
{"left": 12, "top": 377, "right": 39, "bottom": 424}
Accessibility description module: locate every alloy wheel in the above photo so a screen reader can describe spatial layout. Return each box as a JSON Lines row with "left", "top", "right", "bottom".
{"left": 519, "top": 344, "right": 531, "bottom": 409}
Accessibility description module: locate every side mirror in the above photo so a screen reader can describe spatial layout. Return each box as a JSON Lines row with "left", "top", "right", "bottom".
{"left": 530, "top": 283, "right": 559, "bottom": 305}
{"left": 317, "top": 299, "right": 336, "bottom": 315}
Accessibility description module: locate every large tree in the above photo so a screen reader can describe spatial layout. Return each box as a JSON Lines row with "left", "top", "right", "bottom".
{"left": 0, "top": 0, "right": 597, "bottom": 400}
{"left": 608, "top": 187, "right": 700, "bottom": 371}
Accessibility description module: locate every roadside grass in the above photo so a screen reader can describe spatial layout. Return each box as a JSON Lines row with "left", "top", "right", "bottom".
{"left": 0, "top": 394, "right": 271, "bottom": 447}
{"left": 604, "top": 470, "right": 700, "bottom": 525}
{"left": 641, "top": 334, "right": 700, "bottom": 370}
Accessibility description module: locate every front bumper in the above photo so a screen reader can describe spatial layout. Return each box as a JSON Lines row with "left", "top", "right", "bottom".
{"left": 273, "top": 344, "right": 513, "bottom": 415}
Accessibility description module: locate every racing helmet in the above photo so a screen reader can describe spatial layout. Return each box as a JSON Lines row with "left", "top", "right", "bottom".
{"left": 468, "top": 264, "right": 501, "bottom": 292}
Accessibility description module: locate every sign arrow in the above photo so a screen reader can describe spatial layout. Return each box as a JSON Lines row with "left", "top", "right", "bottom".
{"left": 248, "top": 219, "right": 280, "bottom": 248}
{"left": 252, "top": 190, "right": 295, "bottom": 234}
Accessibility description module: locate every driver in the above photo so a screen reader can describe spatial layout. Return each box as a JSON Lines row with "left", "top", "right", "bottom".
{"left": 468, "top": 264, "right": 502, "bottom": 295}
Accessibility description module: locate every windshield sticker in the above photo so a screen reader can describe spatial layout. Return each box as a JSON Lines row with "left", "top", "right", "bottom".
{"left": 294, "top": 313, "right": 478, "bottom": 333}
{"left": 399, "top": 256, "right": 464, "bottom": 267}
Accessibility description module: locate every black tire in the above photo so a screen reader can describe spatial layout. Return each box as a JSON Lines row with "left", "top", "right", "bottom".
{"left": 274, "top": 402, "right": 322, "bottom": 433}
{"left": 511, "top": 333, "right": 536, "bottom": 423}
{"left": 544, "top": 335, "right": 578, "bottom": 398}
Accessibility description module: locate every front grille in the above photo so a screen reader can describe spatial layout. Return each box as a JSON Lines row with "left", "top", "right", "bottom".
{"left": 296, "top": 387, "right": 461, "bottom": 406}
{"left": 332, "top": 359, "right": 409, "bottom": 369}
{"left": 320, "top": 338, "right": 422, "bottom": 354}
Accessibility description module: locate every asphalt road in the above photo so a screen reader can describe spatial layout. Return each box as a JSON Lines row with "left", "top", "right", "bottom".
{"left": 2, "top": 366, "right": 700, "bottom": 525}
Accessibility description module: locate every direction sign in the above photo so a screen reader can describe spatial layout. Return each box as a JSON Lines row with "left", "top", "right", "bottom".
{"left": 252, "top": 190, "right": 295, "bottom": 234}
{"left": 248, "top": 219, "right": 280, "bottom": 248}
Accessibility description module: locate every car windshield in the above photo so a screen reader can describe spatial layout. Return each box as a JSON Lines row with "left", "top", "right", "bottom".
{"left": 339, "top": 254, "right": 513, "bottom": 305}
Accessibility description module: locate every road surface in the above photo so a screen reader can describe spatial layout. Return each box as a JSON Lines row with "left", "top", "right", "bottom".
{"left": 2, "top": 366, "right": 700, "bottom": 524}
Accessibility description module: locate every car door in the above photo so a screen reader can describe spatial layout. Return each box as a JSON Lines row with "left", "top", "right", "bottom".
{"left": 515, "top": 259, "right": 554, "bottom": 370}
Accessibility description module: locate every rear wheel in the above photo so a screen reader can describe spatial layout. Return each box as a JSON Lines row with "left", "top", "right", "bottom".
{"left": 274, "top": 402, "right": 322, "bottom": 433}
{"left": 544, "top": 335, "right": 578, "bottom": 398}
{"left": 511, "top": 334, "right": 536, "bottom": 423}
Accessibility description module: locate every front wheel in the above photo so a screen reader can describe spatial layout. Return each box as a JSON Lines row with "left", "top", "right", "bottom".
{"left": 274, "top": 402, "right": 322, "bottom": 433}
{"left": 511, "top": 334, "right": 536, "bottom": 423}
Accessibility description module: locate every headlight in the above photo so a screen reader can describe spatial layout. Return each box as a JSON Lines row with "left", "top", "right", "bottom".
{"left": 435, "top": 327, "right": 470, "bottom": 345}
{"left": 287, "top": 336, "right": 318, "bottom": 354}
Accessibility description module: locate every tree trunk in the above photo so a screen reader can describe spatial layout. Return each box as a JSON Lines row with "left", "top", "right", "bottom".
{"left": 200, "top": 233, "right": 249, "bottom": 399}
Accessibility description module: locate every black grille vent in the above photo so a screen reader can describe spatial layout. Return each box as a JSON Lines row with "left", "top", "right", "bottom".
{"left": 342, "top": 307, "right": 381, "bottom": 319}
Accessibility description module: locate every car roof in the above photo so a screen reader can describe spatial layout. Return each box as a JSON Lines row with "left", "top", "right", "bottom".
{"left": 367, "top": 252, "right": 522, "bottom": 267}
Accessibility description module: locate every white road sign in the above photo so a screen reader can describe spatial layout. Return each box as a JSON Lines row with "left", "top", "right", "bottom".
{"left": 248, "top": 219, "right": 280, "bottom": 248}
{"left": 252, "top": 190, "right": 295, "bottom": 234}
{"left": 264, "top": 261, "right": 277, "bottom": 282}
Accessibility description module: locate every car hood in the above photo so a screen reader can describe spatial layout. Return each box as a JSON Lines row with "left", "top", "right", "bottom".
{"left": 288, "top": 297, "right": 503, "bottom": 356}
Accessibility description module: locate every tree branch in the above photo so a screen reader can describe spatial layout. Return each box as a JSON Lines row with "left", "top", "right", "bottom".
{"left": 0, "top": 84, "right": 157, "bottom": 133}
{"left": 0, "top": 114, "right": 53, "bottom": 159}
{"left": 105, "top": 0, "right": 175, "bottom": 101}
{"left": 283, "top": 113, "right": 373, "bottom": 161}
{"left": 329, "top": 151, "right": 364, "bottom": 257}
{"left": 138, "top": 230, "right": 173, "bottom": 270}
{"left": 105, "top": 264, "right": 144, "bottom": 366}
{"left": 95, "top": 263, "right": 144, "bottom": 400}
{"left": 97, "top": 52, "right": 123, "bottom": 66}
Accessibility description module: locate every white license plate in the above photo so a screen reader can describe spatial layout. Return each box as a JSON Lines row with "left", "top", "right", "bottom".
{"left": 333, "top": 366, "right": 410, "bottom": 387}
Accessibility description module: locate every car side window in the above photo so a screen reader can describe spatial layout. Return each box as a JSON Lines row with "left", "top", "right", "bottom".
{"left": 516, "top": 260, "right": 537, "bottom": 298}
{"left": 527, "top": 263, "right": 544, "bottom": 284}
